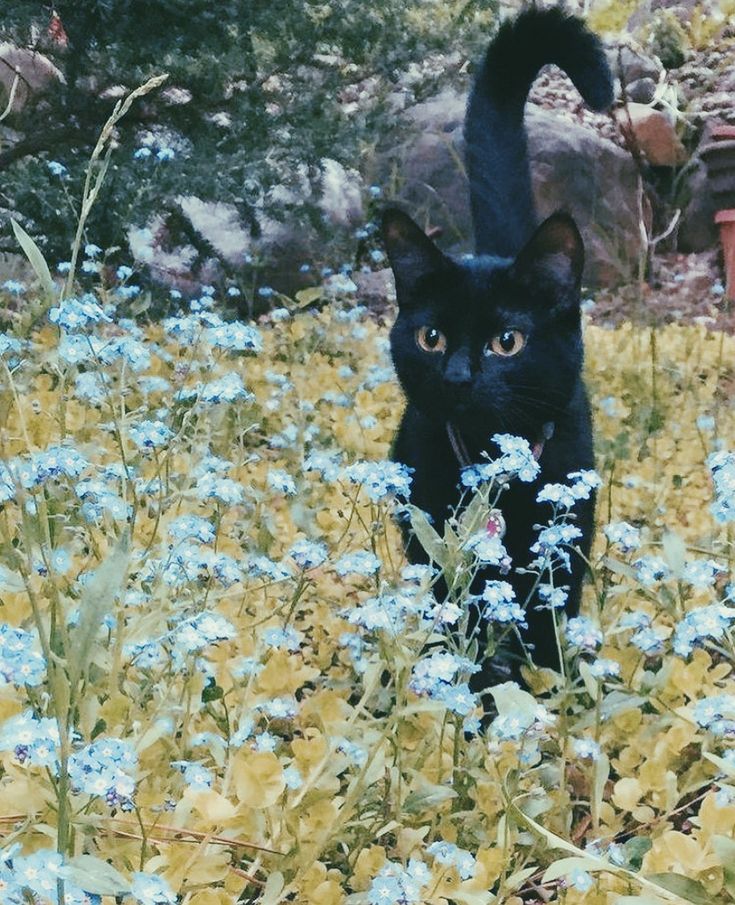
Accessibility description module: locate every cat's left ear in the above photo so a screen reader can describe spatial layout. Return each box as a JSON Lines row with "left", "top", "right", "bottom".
{"left": 381, "top": 208, "right": 449, "bottom": 300}
{"left": 511, "top": 211, "right": 584, "bottom": 294}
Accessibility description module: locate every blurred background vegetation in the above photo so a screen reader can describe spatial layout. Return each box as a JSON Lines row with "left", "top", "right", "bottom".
{"left": 0, "top": 0, "right": 733, "bottom": 303}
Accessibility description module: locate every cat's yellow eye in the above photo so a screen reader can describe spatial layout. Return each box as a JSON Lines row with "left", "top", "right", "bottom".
{"left": 416, "top": 326, "right": 447, "bottom": 353}
{"left": 486, "top": 329, "right": 526, "bottom": 357}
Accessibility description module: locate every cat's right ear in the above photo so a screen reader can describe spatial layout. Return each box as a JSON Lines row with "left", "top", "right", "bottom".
{"left": 381, "top": 208, "right": 448, "bottom": 301}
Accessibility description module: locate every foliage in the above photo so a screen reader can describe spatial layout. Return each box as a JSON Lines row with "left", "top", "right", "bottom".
{"left": 0, "top": 250, "right": 735, "bottom": 903}
{"left": 0, "top": 0, "right": 495, "bottom": 286}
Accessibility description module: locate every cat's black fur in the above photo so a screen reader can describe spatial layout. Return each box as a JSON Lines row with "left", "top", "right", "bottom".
{"left": 382, "top": 7, "right": 613, "bottom": 694}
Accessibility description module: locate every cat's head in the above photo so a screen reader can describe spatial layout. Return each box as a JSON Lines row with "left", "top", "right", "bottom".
{"left": 382, "top": 208, "right": 585, "bottom": 447}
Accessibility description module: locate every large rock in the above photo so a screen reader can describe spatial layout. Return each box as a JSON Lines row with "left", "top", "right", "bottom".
{"left": 0, "top": 44, "right": 64, "bottom": 112}
{"left": 373, "top": 89, "right": 644, "bottom": 286}
{"left": 614, "top": 103, "right": 687, "bottom": 167}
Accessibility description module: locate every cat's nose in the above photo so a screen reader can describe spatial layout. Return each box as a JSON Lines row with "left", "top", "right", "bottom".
{"left": 444, "top": 350, "right": 472, "bottom": 386}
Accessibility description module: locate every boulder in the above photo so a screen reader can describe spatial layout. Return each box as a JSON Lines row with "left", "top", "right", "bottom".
{"left": 625, "top": 77, "right": 658, "bottom": 104}
{"left": 527, "top": 108, "right": 644, "bottom": 286}
{"left": 0, "top": 43, "right": 64, "bottom": 113}
{"left": 614, "top": 103, "right": 687, "bottom": 166}
{"left": 607, "top": 43, "right": 663, "bottom": 86}
{"left": 373, "top": 89, "right": 644, "bottom": 286}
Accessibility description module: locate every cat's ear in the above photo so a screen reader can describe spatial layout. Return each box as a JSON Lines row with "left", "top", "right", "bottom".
{"left": 512, "top": 211, "right": 584, "bottom": 293}
{"left": 381, "top": 208, "right": 448, "bottom": 299}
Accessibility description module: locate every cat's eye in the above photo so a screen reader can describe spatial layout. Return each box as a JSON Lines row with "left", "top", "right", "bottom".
{"left": 485, "top": 330, "right": 526, "bottom": 357}
{"left": 416, "top": 326, "right": 447, "bottom": 353}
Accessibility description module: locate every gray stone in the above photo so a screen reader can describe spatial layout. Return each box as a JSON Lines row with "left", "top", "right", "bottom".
{"left": 527, "top": 108, "right": 644, "bottom": 286}
{"left": 373, "top": 89, "right": 644, "bottom": 286}
{"left": 625, "top": 77, "right": 658, "bottom": 104}
{"left": 607, "top": 43, "right": 663, "bottom": 86}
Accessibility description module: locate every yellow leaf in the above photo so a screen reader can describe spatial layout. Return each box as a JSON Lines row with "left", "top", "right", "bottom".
{"left": 233, "top": 750, "right": 285, "bottom": 808}
{"left": 186, "top": 788, "right": 238, "bottom": 823}
{"left": 612, "top": 777, "right": 643, "bottom": 811}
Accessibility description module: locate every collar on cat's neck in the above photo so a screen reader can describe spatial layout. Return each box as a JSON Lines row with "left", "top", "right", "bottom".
{"left": 446, "top": 421, "right": 555, "bottom": 470}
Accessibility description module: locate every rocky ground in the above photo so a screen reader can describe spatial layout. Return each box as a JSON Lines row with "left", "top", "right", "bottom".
{"left": 589, "top": 249, "right": 735, "bottom": 331}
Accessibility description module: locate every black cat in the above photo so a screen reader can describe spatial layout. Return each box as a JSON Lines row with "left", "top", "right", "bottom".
{"left": 381, "top": 8, "right": 614, "bottom": 692}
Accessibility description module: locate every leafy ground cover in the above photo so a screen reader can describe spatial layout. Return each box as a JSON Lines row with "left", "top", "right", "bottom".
{"left": 1, "top": 270, "right": 735, "bottom": 905}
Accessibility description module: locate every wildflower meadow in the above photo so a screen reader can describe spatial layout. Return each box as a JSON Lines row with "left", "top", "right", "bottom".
{"left": 2, "top": 70, "right": 735, "bottom": 905}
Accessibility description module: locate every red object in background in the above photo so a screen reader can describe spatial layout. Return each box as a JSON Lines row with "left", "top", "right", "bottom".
{"left": 715, "top": 210, "right": 735, "bottom": 301}
{"left": 704, "top": 125, "right": 735, "bottom": 301}
{"left": 48, "top": 11, "right": 68, "bottom": 48}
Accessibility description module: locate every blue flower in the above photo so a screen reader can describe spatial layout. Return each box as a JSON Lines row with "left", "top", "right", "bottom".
{"left": 129, "top": 419, "right": 172, "bottom": 451}
{"left": 267, "top": 469, "right": 297, "bottom": 496}
{"left": 69, "top": 738, "right": 138, "bottom": 808}
{"left": 0, "top": 623, "right": 46, "bottom": 687}
{"left": 674, "top": 604, "right": 735, "bottom": 657}
{"left": 334, "top": 550, "right": 381, "bottom": 577}
{"left": 634, "top": 556, "right": 670, "bottom": 587}
{"left": 682, "top": 558, "right": 726, "bottom": 590}
{"left": 604, "top": 521, "right": 641, "bottom": 552}
{"left": 708, "top": 450, "right": 735, "bottom": 523}
{"left": 283, "top": 765, "right": 303, "bottom": 789}
{"left": 304, "top": 449, "right": 343, "bottom": 482}
{"left": 174, "top": 761, "right": 213, "bottom": 790}
{"left": 208, "top": 321, "right": 263, "bottom": 353}
{"left": 410, "top": 651, "right": 478, "bottom": 696}
{"left": 49, "top": 294, "right": 111, "bottom": 331}
{"left": 572, "top": 737, "right": 601, "bottom": 760}
{"left": 168, "top": 515, "right": 216, "bottom": 544}
{"left": 566, "top": 616, "right": 602, "bottom": 651}
{"left": 480, "top": 580, "right": 527, "bottom": 626}
{"left": 156, "top": 147, "right": 175, "bottom": 161}
{"left": 568, "top": 868, "right": 594, "bottom": 892}
{"left": 195, "top": 473, "right": 244, "bottom": 506}
{"left": 2, "top": 279, "right": 25, "bottom": 294}
{"left": 130, "top": 872, "right": 178, "bottom": 905}
{"left": 630, "top": 626, "right": 665, "bottom": 656}
{"left": 343, "top": 459, "right": 412, "bottom": 502}
{"left": 693, "top": 694, "right": 735, "bottom": 736}
{"left": 262, "top": 626, "right": 302, "bottom": 651}
{"left": 256, "top": 696, "right": 298, "bottom": 719}
{"left": 588, "top": 658, "right": 621, "bottom": 678}
{"left": 48, "top": 160, "right": 68, "bottom": 177}
{"left": 0, "top": 710, "right": 60, "bottom": 767}
{"left": 427, "top": 841, "right": 477, "bottom": 879}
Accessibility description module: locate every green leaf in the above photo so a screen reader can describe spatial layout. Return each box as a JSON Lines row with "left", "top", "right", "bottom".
{"left": 406, "top": 505, "right": 447, "bottom": 568}
{"left": 643, "top": 873, "right": 711, "bottom": 905}
{"left": 624, "top": 836, "right": 652, "bottom": 871}
{"left": 68, "top": 532, "right": 129, "bottom": 691}
{"left": 11, "top": 219, "right": 56, "bottom": 301}
{"left": 62, "top": 855, "right": 130, "bottom": 896}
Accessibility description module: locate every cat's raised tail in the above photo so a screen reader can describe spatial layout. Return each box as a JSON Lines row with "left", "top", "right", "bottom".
{"left": 465, "top": 7, "right": 613, "bottom": 259}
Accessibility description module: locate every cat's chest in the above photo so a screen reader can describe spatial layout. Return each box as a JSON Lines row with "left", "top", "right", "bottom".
{"left": 392, "top": 405, "right": 536, "bottom": 530}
